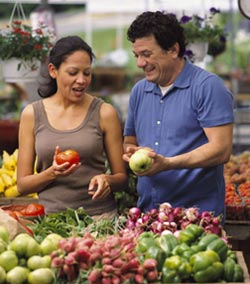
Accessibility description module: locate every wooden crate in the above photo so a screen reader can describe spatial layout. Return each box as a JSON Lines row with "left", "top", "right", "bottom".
{"left": 235, "top": 251, "right": 250, "bottom": 283}
{"left": 0, "top": 197, "right": 39, "bottom": 206}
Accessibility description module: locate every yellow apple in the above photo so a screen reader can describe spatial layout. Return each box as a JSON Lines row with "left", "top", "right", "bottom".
{"left": 129, "top": 149, "right": 152, "bottom": 173}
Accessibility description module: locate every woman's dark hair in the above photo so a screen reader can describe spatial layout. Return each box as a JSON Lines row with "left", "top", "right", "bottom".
{"left": 38, "top": 35, "right": 95, "bottom": 98}
{"left": 127, "top": 11, "right": 186, "bottom": 57}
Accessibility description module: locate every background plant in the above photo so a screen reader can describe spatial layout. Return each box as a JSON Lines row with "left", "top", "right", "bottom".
{"left": 0, "top": 20, "right": 54, "bottom": 70}
{"left": 180, "top": 7, "right": 227, "bottom": 45}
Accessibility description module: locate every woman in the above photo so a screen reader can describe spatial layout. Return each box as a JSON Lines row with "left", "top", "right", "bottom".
{"left": 17, "top": 36, "right": 128, "bottom": 219}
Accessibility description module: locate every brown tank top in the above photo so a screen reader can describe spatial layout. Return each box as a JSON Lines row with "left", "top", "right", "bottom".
{"left": 32, "top": 97, "right": 116, "bottom": 215}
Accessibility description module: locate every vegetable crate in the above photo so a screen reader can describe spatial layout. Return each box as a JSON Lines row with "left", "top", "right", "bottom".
{"left": 233, "top": 251, "right": 250, "bottom": 284}
{"left": 0, "top": 197, "right": 39, "bottom": 206}
{"left": 198, "top": 251, "right": 250, "bottom": 284}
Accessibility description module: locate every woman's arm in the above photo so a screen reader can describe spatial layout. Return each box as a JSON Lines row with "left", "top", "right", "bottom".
{"left": 101, "top": 102, "right": 128, "bottom": 190}
{"left": 17, "top": 105, "right": 56, "bottom": 195}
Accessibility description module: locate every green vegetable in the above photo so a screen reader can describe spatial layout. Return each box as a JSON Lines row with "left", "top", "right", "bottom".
{"left": 190, "top": 250, "right": 224, "bottom": 283}
{"left": 178, "top": 224, "right": 204, "bottom": 244}
{"left": 145, "top": 245, "right": 166, "bottom": 270}
{"left": 223, "top": 257, "right": 244, "bottom": 282}
{"left": 28, "top": 207, "right": 93, "bottom": 241}
{"left": 172, "top": 242, "right": 196, "bottom": 260}
{"left": 206, "top": 237, "right": 228, "bottom": 262}
{"left": 156, "top": 234, "right": 179, "bottom": 257}
{"left": 227, "top": 249, "right": 237, "bottom": 262}
{"left": 162, "top": 255, "right": 192, "bottom": 283}
{"left": 197, "top": 233, "right": 219, "bottom": 250}
{"left": 136, "top": 231, "right": 157, "bottom": 254}
{"left": 198, "top": 233, "right": 228, "bottom": 262}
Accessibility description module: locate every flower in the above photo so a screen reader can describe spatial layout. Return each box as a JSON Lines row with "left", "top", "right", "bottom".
{"left": 0, "top": 20, "right": 54, "bottom": 70}
{"left": 179, "top": 7, "right": 227, "bottom": 58}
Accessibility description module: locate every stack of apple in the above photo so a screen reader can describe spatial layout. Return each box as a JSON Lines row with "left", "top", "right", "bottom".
{"left": 0, "top": 225, "right": 61, "bottom": 284}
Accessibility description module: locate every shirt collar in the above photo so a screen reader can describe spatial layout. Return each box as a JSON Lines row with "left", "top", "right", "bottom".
{"left": 144, "top": 58, "right": 193, "bottom": 94}
{"left": 174, "top": 58, "right": 192, "bottom": 89}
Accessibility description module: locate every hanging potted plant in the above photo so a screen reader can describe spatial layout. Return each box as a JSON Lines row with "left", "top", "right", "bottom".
{"left": 179, "top": 7, "right": 227, "bottom": 62}
{"left": 0, "top": 20, "right": 54, "bottom": 82}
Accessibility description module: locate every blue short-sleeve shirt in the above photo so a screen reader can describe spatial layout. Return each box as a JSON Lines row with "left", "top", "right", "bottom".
{"left": 124, "top": 60, "right": 234, "bottom": 217}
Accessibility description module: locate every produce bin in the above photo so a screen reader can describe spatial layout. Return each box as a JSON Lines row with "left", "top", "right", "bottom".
{"left": 0, "top": 197, "right": 39, "bottom": 206}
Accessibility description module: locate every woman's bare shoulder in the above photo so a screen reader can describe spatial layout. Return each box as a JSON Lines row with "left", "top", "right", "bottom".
{"left": 20, "top": 103, "right": 34, "bottom": 119}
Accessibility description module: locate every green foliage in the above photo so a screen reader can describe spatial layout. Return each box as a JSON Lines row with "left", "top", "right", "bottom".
{"left": 180, "top": 8, "right": 227, "bottom": 45}
{"left": 114, "top": 169, "right": 138, "bottom": 215}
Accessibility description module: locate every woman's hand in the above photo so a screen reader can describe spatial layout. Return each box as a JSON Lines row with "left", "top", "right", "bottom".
{"left": 88, "top": 174, "right": 111, "bottom": 200}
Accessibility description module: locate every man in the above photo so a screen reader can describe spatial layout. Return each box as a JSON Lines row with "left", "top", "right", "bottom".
{"left": 123, "top": 11, "right": 234, "bottom": 218}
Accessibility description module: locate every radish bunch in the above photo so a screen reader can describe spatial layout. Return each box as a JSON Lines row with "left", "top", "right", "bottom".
{"left": 124, "top": 203, "right": 224, "bottom": 237}
{"left": 50, "top": 230, "right": 160, "bottom": 283}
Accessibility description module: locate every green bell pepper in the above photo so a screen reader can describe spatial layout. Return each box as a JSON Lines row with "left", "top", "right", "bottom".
{"left": 190, "top": 250, "right": 224, "bottom": 283}
{"left": 172, "top": 242, "right": 196, "bottom": 260}
{"left": 197, "top": 233, "right": 220, "bottom": 250}
{"left": 223, "top": 257, "right": 244, "bottom": 282}
{"left": 156, "top": 234, "right": 179, "bottom": 257}
{"left": 136, "top": 231, "right": 157, "bottom": 254}
{"left": 206, "top": 237, "right": 228, "bottom": 262}
{"left": 162, "top": 255, "right": 192, "bottom": 283}
{"left": 178, "top": 224, "right": 204, "bottom": 245}
{"left": 226, "top": 248, "right": 237, "bottom": 262}
{"left": 145, "top": 244, "right": 166, "bottom": 271}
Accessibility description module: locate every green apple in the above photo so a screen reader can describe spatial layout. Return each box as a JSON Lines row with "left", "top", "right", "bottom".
{"left": 129, "top": 149, "right": 152, "bottom": 173}
{"left": 0, "top": 225, "right": 9, "bottom": 244}
{"left": 6, "top": 266, "right": 29, "bottom": 284}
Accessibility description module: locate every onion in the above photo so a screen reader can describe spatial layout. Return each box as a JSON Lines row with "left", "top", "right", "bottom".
{"left": 159, "top": 202, "right": 172, "bottom": 213}
{"left": 161, "top": 229, "right": 173, "bottom": 235}
{"left": 128, "top": 207, "right": 141, "bottom": 221}
{"left": 185, "top": 207, "right": 199, "bottom": 222}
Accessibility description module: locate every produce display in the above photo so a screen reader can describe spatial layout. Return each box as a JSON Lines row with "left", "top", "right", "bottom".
{"left": 0, "top": 150, "right": 37, "bottom": 198}
{"left": 0, "top": 203, "right": 248, "bottom": 284}
{"left": 0, "top": 150, "right": 19, "bottom": 198}
{"left": 224, "top": 151, "right": 250, "bottom": 221}
{"left": 0, "top": 149, "right": 249, "bottom": 283}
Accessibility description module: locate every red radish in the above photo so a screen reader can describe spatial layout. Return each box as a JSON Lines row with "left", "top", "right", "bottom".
{"left": 88, "top": 268, "right": 102, "bottom": 282}
{"left": 51, "top": 256, "right": 64, "bottom": 268}
{"left": 134, "top": 273, "right": 145, "bottom": 283}
{"left": 146, "top": 269, "right": 159, "bottom": 281}
{"left": 143, "top": 258, "right": 157, "bottom": 270}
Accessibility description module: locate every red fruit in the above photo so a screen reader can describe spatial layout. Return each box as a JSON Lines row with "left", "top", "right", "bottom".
{"left": 55, "top": 149, "right": 80, "bottom": 167}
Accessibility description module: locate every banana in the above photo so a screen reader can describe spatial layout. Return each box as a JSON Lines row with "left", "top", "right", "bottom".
{"left": 0, "top": 177, "right": 5, "bottom": 193}
{"left": 11, "top": 167, "right": 17, "bottom": 184}
{"left": 12, "top": 148, "right": 19, "bottom": 165}
{"left": 0, "top": 168, "right": 14, "bottom": 176}
{"left": 4, "top": 184, "right": 20, "bottom": 198}
{"left": 1, "top": 173, "right": 13, "bottom": 187}
{"left": 2, "top": 150, "right": 16, "bottom": 171}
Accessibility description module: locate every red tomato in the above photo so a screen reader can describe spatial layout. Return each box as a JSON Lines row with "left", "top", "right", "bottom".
{"left": 21, "top": 203, "right": 45, "bottom": 217}
{"left": 55, "top": 149, "right": 80, "bottom": 167}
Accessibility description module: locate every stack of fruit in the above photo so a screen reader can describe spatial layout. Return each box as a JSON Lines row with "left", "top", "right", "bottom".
{"left": 0, "top": 225, "right": 61, "bottom": 284}
{"left": 0, "top": 150, "right": 19, "bottom": 198}
{"left": 0, "top": 149, "right": 37, "bottom": 199}
{"left": 224, "top": 151, "right": 250, "bottom": 221}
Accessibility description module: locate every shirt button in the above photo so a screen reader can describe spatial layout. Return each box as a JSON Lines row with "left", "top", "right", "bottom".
{"left": 157, "top": 120, "right": 161, "bottom": 125}
{"left": 160, "top": 100, "right": 164, "bottom": 104}
{"left": 155, "top": 142, "right": 159, "bottom": 146}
